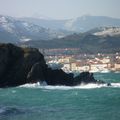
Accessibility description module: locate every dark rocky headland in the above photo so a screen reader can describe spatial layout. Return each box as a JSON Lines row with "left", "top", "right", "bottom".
{"left": 0, "top": 43, "right": 107, "bottom": 88}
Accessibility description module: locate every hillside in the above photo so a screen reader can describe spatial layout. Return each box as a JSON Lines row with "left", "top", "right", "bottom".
{"left": 21, "top": 15, "right": 120, "bottom": 32}
{"left": 0, "top": 15, "right": 71, "bottom": 43}
{"left": 87, "top": 27, "right": 120, "bottom": 36}
{"left": 21, "top": 27, "right": 120, "bottom": 53}
{"left": 1, "top": 15, "right": 120, "bottom": 54}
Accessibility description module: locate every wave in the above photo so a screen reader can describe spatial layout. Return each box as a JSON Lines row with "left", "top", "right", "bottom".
{"left": 0, "top": 106, "right": 24, "bottom": 116}
{"left": 111, "top": 83, "right": 120, "bottom": 88}
{"left": 19, "top": 82, "right": 120, "bottom": 90}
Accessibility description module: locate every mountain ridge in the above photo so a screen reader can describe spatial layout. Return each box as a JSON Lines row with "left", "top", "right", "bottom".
{"left": 0, "top": 15, "right": 71, "bottom": 43}
{"left": 21, "top": 15, "right": 120, "bottom": 32}
{"left": 21, "top": 27, "right": 120, "bottom": 54}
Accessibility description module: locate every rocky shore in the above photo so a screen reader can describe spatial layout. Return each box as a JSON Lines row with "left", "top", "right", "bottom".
{"left": 0, "top": 43, "right": 107, "bottom": 88}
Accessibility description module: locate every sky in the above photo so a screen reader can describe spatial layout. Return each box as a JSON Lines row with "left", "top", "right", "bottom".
{"left": 0, "top": 0, "right": 120, "bottom": 19}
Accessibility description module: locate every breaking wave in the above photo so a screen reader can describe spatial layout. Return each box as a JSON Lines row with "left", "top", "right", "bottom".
{"left": 19, "top": 82, "right": 120, "bottom": 90}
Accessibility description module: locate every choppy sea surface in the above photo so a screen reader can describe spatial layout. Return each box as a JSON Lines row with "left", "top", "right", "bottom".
{"left": 0, "top": 73, "right": 120, "bottom": 120}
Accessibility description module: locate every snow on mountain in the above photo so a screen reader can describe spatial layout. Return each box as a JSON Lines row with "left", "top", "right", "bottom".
{"left": 0, "top": 15, "right": 16, "bottom": 33}
{"left": 1, "top": 15, "right": 120, "bottom": 43}
{"left": 0, "top": 16, "right": 8, "bottom": 23}
{"left": 0, "top": 15, "right": 71, "bottom": 43}
{"left": 92, "top": 27, "right": 120, "bottom": 36}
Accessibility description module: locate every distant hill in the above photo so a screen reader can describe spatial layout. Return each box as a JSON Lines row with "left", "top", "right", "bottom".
{"left": 87, "top": 27, "right": 120, "bottom": 36}
{"left": 1, "top": 15, "right": 120, "bottom": 53}
{"left": 21, "top": 17, "right": 68, "bottom": 30}
{"left": 21, "top": 15, "right": 120, "bottom": 32}
{"left": 0, "top": 15, "right": 71, "bottom": 43}
{"left": 21, "top": 27, "right": 120, "bottom": 53}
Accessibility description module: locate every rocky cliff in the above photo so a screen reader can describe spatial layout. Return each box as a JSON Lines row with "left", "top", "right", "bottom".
{"left": 0, "top": 43, "right": 47, "bottom": 87}
{"left": 0, "top": 43, "right": 106, "bottom": 88}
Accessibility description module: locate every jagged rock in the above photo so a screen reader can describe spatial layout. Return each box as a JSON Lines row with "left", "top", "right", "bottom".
{"left": 0, "top": 43, "right": 107, "bottom": 88}
{"left": 27, "top": 62, "right": 46, "bottom": 83}
{"left": 74, "top": 72, "right": 105, "bottom": 85}
{"left": 74, "top": 72, "right": 97, "bottom": 84}
{"left": 44, "top": 68, "right": 74, "bottom": 86}
{"left": 0, "top": 43, "right": 46, "bottom": 87}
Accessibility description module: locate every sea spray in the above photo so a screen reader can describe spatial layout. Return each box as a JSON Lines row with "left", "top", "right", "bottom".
{"left": 19, "top": 82, "right": 120, "bottom": 90}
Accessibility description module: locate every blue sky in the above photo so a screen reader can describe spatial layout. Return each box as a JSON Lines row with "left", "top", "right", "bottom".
{"left": 0, "top": 0, "right": 120, "bottom": 19}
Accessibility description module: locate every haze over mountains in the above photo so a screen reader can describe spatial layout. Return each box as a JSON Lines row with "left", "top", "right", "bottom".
{"left": 21, "top": 15, "right": 120, "bottom": 32}
{"left": 0, "top": 14, "right": 120, "bottom": 53}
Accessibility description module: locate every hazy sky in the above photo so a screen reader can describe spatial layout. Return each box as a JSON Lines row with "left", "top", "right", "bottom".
{"left": 0, "top": 0, "right": 120, "bottom": 19}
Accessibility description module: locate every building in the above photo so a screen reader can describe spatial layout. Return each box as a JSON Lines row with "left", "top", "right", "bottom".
{"left": 114, "top": 64, "right": 120, "bottom": 71}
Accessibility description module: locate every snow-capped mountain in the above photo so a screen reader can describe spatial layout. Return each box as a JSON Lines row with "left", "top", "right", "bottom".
{"left": 1, "top": 15, "right": 120, "bottom": 43}
{"left": 0, "top": 15, "right": 71, "bottom": 43}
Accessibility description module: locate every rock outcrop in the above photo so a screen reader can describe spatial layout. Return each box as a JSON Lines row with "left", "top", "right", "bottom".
{"left": 0, "top": 43, "right": 46, "bottom": 87}
{"left": 0, "top": 43, "right": 106, "bottom": 88}
{"left": 74, "top": 72, "right": 105, "bottom": 85}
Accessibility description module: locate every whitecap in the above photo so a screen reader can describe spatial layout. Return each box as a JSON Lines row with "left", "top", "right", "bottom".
{"left": 19, "top": 83, "right": 107, "bottom": 90}
{"left": 111, "top": 83, "right": 120, "bottom": 88}
{"left": 19, "top": 82, "right": 40, "bottom": 88}
{"left": 19, "top": 81, "right": 120, "bottom": 90}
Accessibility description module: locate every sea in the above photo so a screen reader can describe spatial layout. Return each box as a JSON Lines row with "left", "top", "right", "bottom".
{"left": 0, "top": 72, "right": 120, "bottom": 120}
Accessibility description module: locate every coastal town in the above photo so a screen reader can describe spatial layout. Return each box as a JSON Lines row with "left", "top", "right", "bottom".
{"left": 40, "top": 48, "right": 120, "bottom": 73}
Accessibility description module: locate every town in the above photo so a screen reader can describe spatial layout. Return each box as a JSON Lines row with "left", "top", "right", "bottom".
{"left": 39, "top": 48, "right": 120, "bottom": 73}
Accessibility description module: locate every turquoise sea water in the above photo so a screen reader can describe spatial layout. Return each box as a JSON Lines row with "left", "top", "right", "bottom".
{"left": 0, "top": 73, "right": 120, "bottom": 120}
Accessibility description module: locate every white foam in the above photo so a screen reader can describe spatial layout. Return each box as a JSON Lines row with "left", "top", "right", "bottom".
{"left": 19, "top": 82, "right": 120, "bottom": 90}
{"left": 19, "top": 82, "right": 40, "bottom": 88}
{"left": 111, "top": 83, "right": 120, "bottom": 88}
{"left": 74, "top": 83, "right": 107, "bottom": 89}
